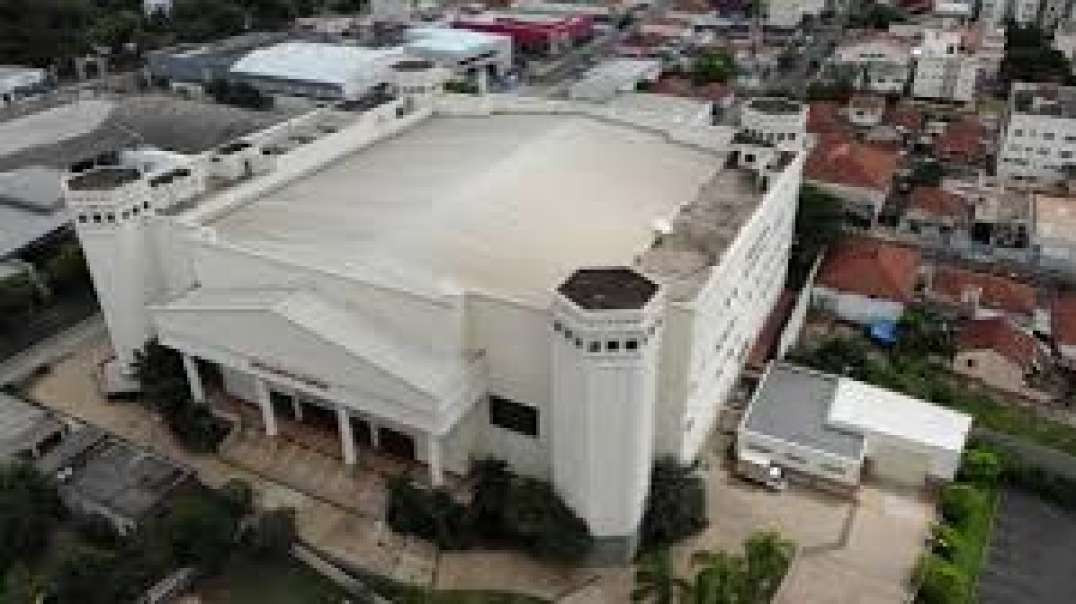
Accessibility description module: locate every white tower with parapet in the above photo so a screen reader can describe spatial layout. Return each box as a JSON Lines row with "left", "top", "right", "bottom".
{"left": 551, "top": 267, "right": 665, "bottom": 563}
{"left": 66, "top": 150, "right": 205, "bottom": 389}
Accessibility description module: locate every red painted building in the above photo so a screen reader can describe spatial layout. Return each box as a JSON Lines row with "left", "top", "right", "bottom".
{"left": 452, "top": 13, "right": 593, "bottom": 55}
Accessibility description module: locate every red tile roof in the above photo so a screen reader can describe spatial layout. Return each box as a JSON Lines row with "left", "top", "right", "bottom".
{"left": 807, "top": 102, "right": 851, "bottom": 135}
{"left": 957, "top": 317, "right": 1041, "bottom": 370}
{"left": 805, "top": 135, "right": 900, "bottom": 192}
{"left": 935, "top": 117, "right": 988, "bottom": 161}
{"left": 1054, "top": 293, "right": 1076, "bottom": 346}
{"left": 908, "top": 187, "right": 970, "bottom": 221}
{"left": 816, "top": 237, "right": 921, "bottom": 302}
{"left": 885, "top": 104, "right": 923, "bottom": 132}
{"left": 931, "top": 266, "right": 1038, "bottom": 315}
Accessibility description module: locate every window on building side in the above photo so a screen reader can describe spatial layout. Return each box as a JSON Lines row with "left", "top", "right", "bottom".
{"left": 626, "top": 339, "right": 639, "bottom": 351}
{"left": 489, "top": 395, "right": 538, "bottom": 437}
{"left": 607, "top": 340, "right": 620, "bottom": 352}
{"left": 589, "top": 341, "right": 601, "bottom": 353}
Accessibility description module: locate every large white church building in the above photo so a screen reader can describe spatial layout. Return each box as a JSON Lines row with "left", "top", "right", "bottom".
{"left": 66, "top": 61, "right": 805, "bottom": 559}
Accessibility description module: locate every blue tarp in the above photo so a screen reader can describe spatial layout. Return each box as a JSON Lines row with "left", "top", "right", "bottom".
{"left": 868, "top": 320, "right": 899, "bottom": 346}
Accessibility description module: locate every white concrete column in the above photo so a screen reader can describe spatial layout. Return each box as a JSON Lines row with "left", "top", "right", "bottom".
{"left": 291, "top": 397, "right": 303, "bottom": 422}
{"left": 255, "top": 378, "right": 278, "bottom": 437}
{"left": 182, "top": 354, "right": 206, "bottom": 404}
{"left": 476, "top": 68, "right": 488, "bottom": 95}
{"left": 337, "top": 406, "right": 357, "bottom": 466}
{"left": 427, "top": 434, "right": 444, "bottom": 487}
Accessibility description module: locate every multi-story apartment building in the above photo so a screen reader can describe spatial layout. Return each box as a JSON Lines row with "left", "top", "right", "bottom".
{"left": 66, "top": 68, "right": 805, "bottom": 561}
{"left": 912, "top": 29, "right": 978, "bottom": 103}
{"left": 997, "top": 83, "right": 1076, "bottom": 189}
{"left": 833, "top": 35, "right": 913, "bottom": 95}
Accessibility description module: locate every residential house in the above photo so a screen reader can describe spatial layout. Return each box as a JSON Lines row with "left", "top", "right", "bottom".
{"left": 832, "top": 35, "right": 913, "bottom": 95}
{"left": 902, "top": 186, "right": 972, "bottom": 242}
{"left": 912, "top": 28, "right": 979, "bottom": 104}
{"left": 848, "top": 94, "right": 886, "bottom": 128}
{"left": 934, "top": 116, "right": 990, "bottom": 167}
{"left": 805, "top": 135, "right": 900, "bottom": 223}
{"left": 813, "top": 237, "right": 922, "bottom": 324}
{"left": 1033, "top": 193, "right": 1076, "bottom": 274}
{"left": 927, "top": 265, "right": 1041, "bottom": 326}
{"left": 953, "top": 317, "right": 1047, "bottom": 400}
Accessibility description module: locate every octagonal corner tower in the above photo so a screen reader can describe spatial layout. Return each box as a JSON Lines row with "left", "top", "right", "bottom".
{"left": 550, "top": 267, "right": 665, "bottom": 564}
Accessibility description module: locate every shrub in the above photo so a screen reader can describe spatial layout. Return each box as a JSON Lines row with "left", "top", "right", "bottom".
{"left": 939, "top": 484, "right": 986, "bottom": 528}
{"left": 640, "top": 457, "right": 708, "bottom": 550}
{"left": 247, "top": 508, "right": 297, "bottom": 559}
{"left": 502, "top": 477, "right": 591, "bottom": 562}
{"left": 219, "top": 478, "right": 255, "bottom": 518}
{"left": 386, "top": 459, "right": 593, "bottom": 562}
{"left": 928, "top": 523, "right": 961, "bottom": 561}
{"left": 916, "top": 554, "right": 970, "bottom": 604}
{"left": 958, "top": 448, "right": 1002, "bottom": 487}
{"left": 0, "top": 462, "right": 63, "bottom": 574}
{"left": 163, "top": 494, "right": 238, "bottom": 571}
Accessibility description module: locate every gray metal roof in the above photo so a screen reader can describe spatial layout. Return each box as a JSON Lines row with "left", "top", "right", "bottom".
{"left": 36, "top": 426, "right": 193, "bottom": 521}
{"left": 742, "top": 363, "right": 865, "bottom": 460}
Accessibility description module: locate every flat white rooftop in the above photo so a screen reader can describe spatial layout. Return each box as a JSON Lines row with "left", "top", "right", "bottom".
{"left": 210, "top": 113, "right": 721, "bottom": 305}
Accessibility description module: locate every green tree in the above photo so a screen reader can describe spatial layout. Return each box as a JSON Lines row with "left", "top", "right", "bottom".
{"left": 916, "top": 554, "right": 970, "bottom": 604}
{"left": 247, "top": 508, "right": 297, "bottom": 559}
{"left": 895, "top": 308, "right": 954, "bottom": 361}
{"left": 48, "top": 546, "right": 126, "bottom": 604}
{"left": 939, "top": 484, "right": 986, "bottom": 529}
{"left": 640, "top": 457, "right": 708, "bottom": 551}
{"left": 0, "top": 273, "right": 37, "bottom": 318}
{"left": 88, "top": 9, "right": 142, "bottom": 50}
{"left": 958, "top": 448, "right": 1003, "bottom": 487}
{"left": 685, "top": 550, "right": 746, "bottom": 604}
{"left": 632, "top": 549, "right": 685, "bottom": 604}
{"left": 0, "top": 463, "right": 63, "bottom": 573}
{"left": 163, "top": 494, "right": 238, "bottom": 571}
{"left": 43, "top": 241, "right": 92, "bottom": 294}
{"left": 691, "top": 51, "right": 736, "bottom": 85}
{"left": 1, "top": 563, "right": 41, "bottom": 604}
{"left": 790, "top": 185, "right": 844, "bottom": 286}
{"left": 741, "top": 531, "right": 795, "bottom": 603}
{"left": 1001, "top": 24, "right": 1075, "bottom": 86}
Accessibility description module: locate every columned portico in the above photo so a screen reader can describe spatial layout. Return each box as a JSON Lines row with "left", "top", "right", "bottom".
{"left": 337, "top": 405, "right": 357, "bottom": 466}
{"left": 182, "top": 353, "right": 206, "bottom": 404}
{"left": 254, "top": 378, "right": 278, "bottom": 437}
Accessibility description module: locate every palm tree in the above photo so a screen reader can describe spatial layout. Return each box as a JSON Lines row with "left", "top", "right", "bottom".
{"left": 632, "top": 549, "right": 687, "bottom": 604}
{"left": 741, "top": 531, "right": 796, "bottom": 603}
{"left": 685, "top": 550, "right": 747, "bottom": 604}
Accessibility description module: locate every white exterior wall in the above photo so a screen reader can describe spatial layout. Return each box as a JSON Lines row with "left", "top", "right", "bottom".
{"left": 466, "top": 294, "right": 552, "bottom": 479}
{"left": 738, "top": 430, "right": 862, "bottom": 485}
{"left": 655, "top": 153, "right": 803, "bottom": 463}
{"left": 551, "top": 295, "right": 663, "bottom": 541}
{"left": 812, "top": 287, "right": 905, "bottom": 325}
{"left": 913, "top": 56, "right": 978, "bottom": 102}
{"left": 740, "top": 101, "right": 808, "bottom": 151}
{"left": 998, "top": 112, "right": 1076, "bottom": 188}
{"left": 1014, "top": 0, "right": 1040, "bottom": 24}
{"left": 861, "top": 430, "right": 961, "bottom": 481}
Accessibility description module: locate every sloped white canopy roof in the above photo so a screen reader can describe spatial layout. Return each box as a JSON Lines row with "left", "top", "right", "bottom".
{"left": 829, "top": 378, "right": 972, "bottom": 453}
{"left": 230, "top": 42, "right": 402, "bottom": 96}
{"left": 152, "top": 287, "right": 473, "bottom": 412}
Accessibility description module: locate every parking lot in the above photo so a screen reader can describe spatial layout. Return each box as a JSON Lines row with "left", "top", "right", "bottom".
{"left": 979, "top": 489, "right": 1076, "bottom": 604}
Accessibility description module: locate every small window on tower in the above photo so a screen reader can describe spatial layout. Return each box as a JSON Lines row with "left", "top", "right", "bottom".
{"left": 143, "top": 201, "right": 150, "bottom": 209}
{"left": 625, "top": 339, "right": 639, "bottom": 351}
{"left": 607, "top": 340, "right": 620, "bottom": 352}
{"left": 564, "top": 328, "right": 573, "bottom": 339}
{"left": 588, "top": 341, "right": 601, "bottom": 353}
{"left": 106, "top": 213, "right": 115, "bottom": 223}
{"left": 92, "top": 214, "right": 102, "bottom": 224}
{"left": 553, "top": 320, "right": 562, "bottom": 332}
{"left": 78, "top": 215, "right": 88, "bottom": 224}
